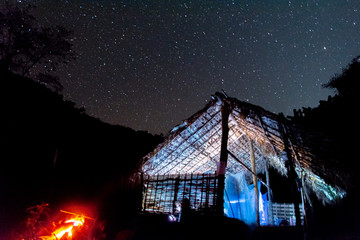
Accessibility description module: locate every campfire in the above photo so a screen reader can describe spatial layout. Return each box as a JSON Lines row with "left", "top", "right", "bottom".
{"left": 19, "top": 203, "right": 96, "bottom": 240}
{"left": 38, "top": 210, "right": 93, "bottom": 240}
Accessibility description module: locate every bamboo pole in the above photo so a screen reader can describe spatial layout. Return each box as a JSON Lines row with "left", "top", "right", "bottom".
{"left": 300, "top": 171, "right": 308, "bottom": 228}
{"left": 227, "top": 150, "right": 271, "bottom": 189}
{"left": 250, "top": 139, "right": 260, "bottom": 226}
{"left": 216, "top": 99, "right": 230, "bottom": 216}
{"left": 60, "top": 210, "right": 95, "bottom": 220}
{"left": 265, "top": 162, "right": 273, "bottom": 225}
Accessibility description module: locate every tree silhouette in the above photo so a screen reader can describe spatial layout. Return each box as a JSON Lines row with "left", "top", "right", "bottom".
{"left": 323, "top": 55, "right": 360, "bottom": 98}
{"left": 0, "top": 4, "right": 74, "bottom": 91}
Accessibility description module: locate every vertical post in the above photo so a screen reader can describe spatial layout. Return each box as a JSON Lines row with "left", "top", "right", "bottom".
{"left": 139, "top": 173, "right": 144, "bottom": 212}
{"left": 153, "top": 175, "right": 160, "bottom": 212}
{"left": 205, "top": 176, "right": 210, "bottom": 211}
{"left": 265, "top": 162, "right": 273, "bottom": 225}
{"left": 216, "top": 100, "right": 230, "bottom": 216}
{"left": 250, "top": 139, "right": 260, "bottom": 226}
{"left": 279, "top": 114, "right": 302, "bottom": 227}
{"left": 194, "top": 174, "right": 198, "bottom": 209}
{"left": 172, "top": 177, "right": 180, "bottom": 214}
{"left": 142, "top": 174, "right": 148, "bottom": 212}
{"left": 300, "top": 171, "right": 308, "bottom": 228}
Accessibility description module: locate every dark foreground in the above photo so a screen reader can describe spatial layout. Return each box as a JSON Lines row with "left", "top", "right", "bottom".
{"left": 110, "top": 214, "right": 304, "bottom": 240}
{"left": 109, "top": 213, "right": 360, "bottom": 240}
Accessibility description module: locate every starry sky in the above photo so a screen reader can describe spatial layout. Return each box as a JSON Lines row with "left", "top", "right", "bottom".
{"left": 13, "top": 0, "right": 360, "bottom": 134}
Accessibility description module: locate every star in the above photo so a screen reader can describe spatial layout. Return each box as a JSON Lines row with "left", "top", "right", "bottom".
{"left": 14, "top": 0, "right": 360, "bottom": 134}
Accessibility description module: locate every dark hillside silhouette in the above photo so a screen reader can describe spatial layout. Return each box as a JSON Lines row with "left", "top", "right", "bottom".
{"left": 0, "top": 70, "right": 162, "bottom": 237}
{"left": 1, "top": 6, "right": 162, "bottom": 237}
{"left": 290, "top": 55, "right": 360, "bottom": 238}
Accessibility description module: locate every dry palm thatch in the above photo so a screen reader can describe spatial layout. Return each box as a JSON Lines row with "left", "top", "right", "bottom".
{"left": 141, "top": 92, "right": 345, "bottom": 204}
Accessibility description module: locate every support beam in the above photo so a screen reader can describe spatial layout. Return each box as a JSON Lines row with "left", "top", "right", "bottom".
{"left": 300, "top": 171, "right": 308, "bottom": 228}
{"left": 216, "top": 100, "right": 230, "bottom": 216}
{"left": 250, "top": 139, "right": 260, "bottom": 226}
{"left": 265, "top": 162, "right": 273, "bottom": 225}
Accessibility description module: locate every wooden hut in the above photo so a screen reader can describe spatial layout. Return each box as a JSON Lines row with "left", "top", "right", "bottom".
{"left": 140, "top": 92, "right": 345, "bottom": 226}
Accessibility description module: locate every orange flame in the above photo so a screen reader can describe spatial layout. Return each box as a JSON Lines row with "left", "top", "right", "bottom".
{"left": 39, "top": 211, "right": 88, "bottom": 240}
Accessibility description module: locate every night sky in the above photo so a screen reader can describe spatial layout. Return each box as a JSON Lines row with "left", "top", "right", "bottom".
{"left": 14, "top": 0, "right": 360, "bottom": 134}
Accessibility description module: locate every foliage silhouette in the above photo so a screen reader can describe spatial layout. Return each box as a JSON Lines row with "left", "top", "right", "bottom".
{"left": 323, "top": 55, "right": 360, "bottom": 98}
{"left": 290, "top": 55, "right": 360, "bottom": 238}
{"left": 0, "top": 4, "right": 73, "bottom": 92}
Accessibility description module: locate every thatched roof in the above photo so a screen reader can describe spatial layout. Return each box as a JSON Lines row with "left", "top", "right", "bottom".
{"left": 142, "top": 92, "right": 345, "bottom": 203}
